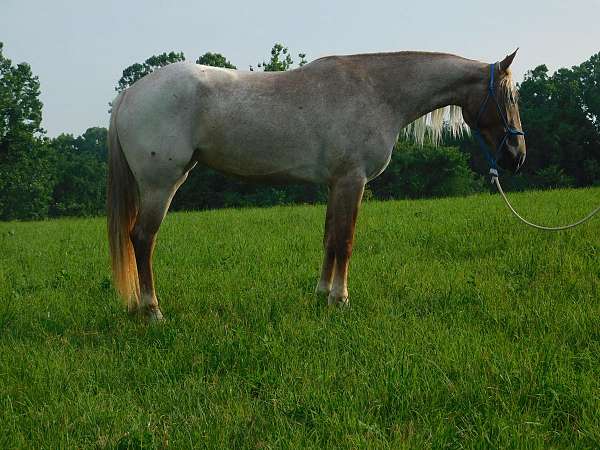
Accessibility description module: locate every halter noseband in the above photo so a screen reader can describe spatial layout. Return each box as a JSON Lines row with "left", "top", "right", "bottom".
{"left": 471, "top": 63, "right": 525, "bottom": 177}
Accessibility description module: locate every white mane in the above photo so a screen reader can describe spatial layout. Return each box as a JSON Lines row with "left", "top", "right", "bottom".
{"left": 403, "top": 105, "right": 470, "bottom": 146}
{"left": 403, "top": 70, "right": 518, "bottom": 147}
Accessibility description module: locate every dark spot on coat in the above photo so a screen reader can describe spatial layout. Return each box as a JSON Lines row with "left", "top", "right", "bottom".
{"left": 151, "top": 151, "right": 156, "bottom": 157}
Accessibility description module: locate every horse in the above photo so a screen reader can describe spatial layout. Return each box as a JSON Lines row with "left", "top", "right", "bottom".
{"left": 107, "top": 49, "right": 526, "bottom": 320}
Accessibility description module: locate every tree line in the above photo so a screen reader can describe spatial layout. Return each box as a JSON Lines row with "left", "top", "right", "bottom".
{"left": 0, "top": 41, "right": 599, "bottom": 221}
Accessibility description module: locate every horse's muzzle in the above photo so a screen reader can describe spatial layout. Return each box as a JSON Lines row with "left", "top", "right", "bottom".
{"left": 497, "top": 146, "right": 526, "bottom": 174}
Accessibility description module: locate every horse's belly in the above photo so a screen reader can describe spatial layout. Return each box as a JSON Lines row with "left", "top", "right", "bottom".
{"left": 197, "top": 144, "right": 327, "bottom": 184}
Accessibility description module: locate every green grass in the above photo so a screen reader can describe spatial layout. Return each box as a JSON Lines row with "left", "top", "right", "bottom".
{"left": 2, "top": 187, "right": 600, "bottom": 448}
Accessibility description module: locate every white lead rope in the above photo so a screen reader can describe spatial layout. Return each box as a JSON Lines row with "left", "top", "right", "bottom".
{"left": 491, "top": 174, "right": 600, "bottom": 231}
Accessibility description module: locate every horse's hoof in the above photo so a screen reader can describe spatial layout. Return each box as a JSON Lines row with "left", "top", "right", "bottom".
{"left": 327, "top": 294, "right": 349, "bottom": 307}
{"left": 314, "top": 287, "right": 330, "bottom": 301}
{"left": 145, "top": 307, "right": 164, "bottom": 323}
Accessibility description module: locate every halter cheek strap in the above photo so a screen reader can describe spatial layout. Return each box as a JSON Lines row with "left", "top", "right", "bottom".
{"left": 471, "top": 63, "right": 525, "bottom": 178}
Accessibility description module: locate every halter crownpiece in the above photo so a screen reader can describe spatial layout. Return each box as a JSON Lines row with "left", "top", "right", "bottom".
{"left": 471, "top": 63, "right": 525, "bottom": 180}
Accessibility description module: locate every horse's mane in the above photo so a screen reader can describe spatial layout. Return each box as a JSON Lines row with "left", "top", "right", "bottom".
{"left": 403, "top": 105, "right": 468, "bottom": 146}
{"left": 403, "top": 69, "right": 518, "bottom": 146}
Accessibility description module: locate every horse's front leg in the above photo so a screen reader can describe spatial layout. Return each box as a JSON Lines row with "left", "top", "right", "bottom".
{"left": 316, "top": 190, "right": 336, "bottom": 297}
{"left": 325, "top": 175, "right": 366, "bottom": 306}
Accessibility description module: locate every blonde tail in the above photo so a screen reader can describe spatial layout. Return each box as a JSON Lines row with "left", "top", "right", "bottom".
{"left": 107, "top": 92, "right": 140, "bottom": 311}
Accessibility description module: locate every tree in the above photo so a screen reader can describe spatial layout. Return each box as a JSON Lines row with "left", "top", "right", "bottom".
{"left": 49, "top": 130, "right": 108, "bottom": 217}
{"left": 518, "top": 55, "right": 600, "bottom": 186}
{"left": 0, "top": 42, "right": 43, "bottom": 160}
{"left": 253, "top": 43, "right": 307, "bottom": 72}
{"left": 196, "top": 52, "right": 236, "bottom": 69}
{"left": 0, "top": 42, "right": 54, "bottom": 220}
{"left": 576, "top": 52, "right": 600, "bottom": 135}
{"left": 298, "top": 53, "right": 308, "bottom": 67}
{"left": 0, "top": 143, "right": 57, "bottom": 220}
{"left": 115, "top": 51, "right": 186, "bottom": 92}
{"left": 258, "top": 43, "right": 293, "bottom": 71}
{"left": 74, "top": 126, "right": 108, "bottom": 160}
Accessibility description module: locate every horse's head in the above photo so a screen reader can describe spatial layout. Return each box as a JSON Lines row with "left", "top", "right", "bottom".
{"left": 462, "top": 50, "right": 526, "bottom": 173}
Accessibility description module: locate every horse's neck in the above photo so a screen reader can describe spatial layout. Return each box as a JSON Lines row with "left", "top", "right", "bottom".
{"left": 357, "top": 52, "right": 487, "bottom": 125}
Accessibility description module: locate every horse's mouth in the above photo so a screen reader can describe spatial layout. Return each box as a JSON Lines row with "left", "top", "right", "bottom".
{"left": 497, "top": 147, "right": 526, "bottom": 174}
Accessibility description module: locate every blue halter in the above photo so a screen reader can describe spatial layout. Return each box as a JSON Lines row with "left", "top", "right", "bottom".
{"left": 471, "top": 63, "right": 525, "bottom": 177}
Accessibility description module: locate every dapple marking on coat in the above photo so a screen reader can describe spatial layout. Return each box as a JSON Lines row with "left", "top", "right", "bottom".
{"left": 107, "top": 49, "right": 526, "bottom": 320}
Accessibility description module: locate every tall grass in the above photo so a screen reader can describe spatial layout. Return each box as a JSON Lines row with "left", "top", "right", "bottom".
{"left": 1, "top": 188, "right": 600, "bottom": 448}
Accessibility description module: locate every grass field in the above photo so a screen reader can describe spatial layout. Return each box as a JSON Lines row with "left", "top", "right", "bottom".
{"left": 2, "top": 187, "right": 600, "bottom": 448}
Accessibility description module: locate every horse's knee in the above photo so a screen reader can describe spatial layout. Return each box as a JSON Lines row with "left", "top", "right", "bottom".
{"left": 324, "top": 236, "right": 335, "bottom": 256}
{"left": 335, "top": 239, "right": 353, "bottom": 261}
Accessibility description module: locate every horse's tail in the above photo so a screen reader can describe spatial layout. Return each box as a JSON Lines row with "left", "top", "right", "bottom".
{"left": 107, "top": 91, "right": 140, "bottom": 311}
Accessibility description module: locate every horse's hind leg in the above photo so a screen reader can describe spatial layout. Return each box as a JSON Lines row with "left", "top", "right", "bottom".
{"left": 131, "top": 181, "right": 183, "bottom": 321}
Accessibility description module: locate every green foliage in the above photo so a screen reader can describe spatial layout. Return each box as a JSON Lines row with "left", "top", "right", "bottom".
{"left": 0, "top": 42, "right": 51, "bottom": 220}
{"left": 115, "top": 51, "right": 186, "bottom": 92}
{"left": 298, "top": 52, "right": 308, "bottom": 67}
{"left": 370, "top": 141, "right": 483, "bottom": 199}
{"left": 0, "top": 42, "right": 43, "bottom": 161}
{"left": 253, "top": 42, "right": 307, "bottom": 72}
{"left": 3, "top": 189, "right": 600, "bottom": 447}
{"left": 48, "top": 130, "right": 108, "bottom": 217}
{"left": 173, "top": 166, "right": 327, "bottom": 211}
{"left": 0, "top": 143, "right": 55, "bottom": 220}
{"left": 533, "top": 165, "right": 575, "bottom": 189}
{"left": 196, "top": 52, "right": 236, "bottom": 69}
{"left": 576, "top": 53, "right": 600, "bottom": 135}
{"left": 258, "top": 43, "right": 293, "bottom": 71}
{"left": 517, "top": 54, "right": 600, "bottom": 185}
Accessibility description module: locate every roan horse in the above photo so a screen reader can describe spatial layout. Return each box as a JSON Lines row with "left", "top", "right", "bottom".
{"left": 108, "top": 49, "right": 526, "bottom": 320}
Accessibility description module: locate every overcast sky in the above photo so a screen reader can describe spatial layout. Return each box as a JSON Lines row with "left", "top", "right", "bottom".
{"left": 2, "top": 0, "right": 599, "bottom": 137}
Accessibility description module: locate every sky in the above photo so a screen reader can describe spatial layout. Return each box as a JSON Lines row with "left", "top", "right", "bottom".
{"left": 2, "top": 0, "right": 600, "bottom": 137}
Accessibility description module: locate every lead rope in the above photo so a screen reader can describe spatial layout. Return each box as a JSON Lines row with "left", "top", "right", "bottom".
{"left": 490, "top": 170, "right": 600, "bottom": 231}
{"left": 474, "top": 63, "right": 600, "bottom": 231}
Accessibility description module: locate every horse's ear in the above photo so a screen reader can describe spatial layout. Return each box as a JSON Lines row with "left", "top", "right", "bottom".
{"left": 499, "top": 48, "right": 518, "bottom": 73}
